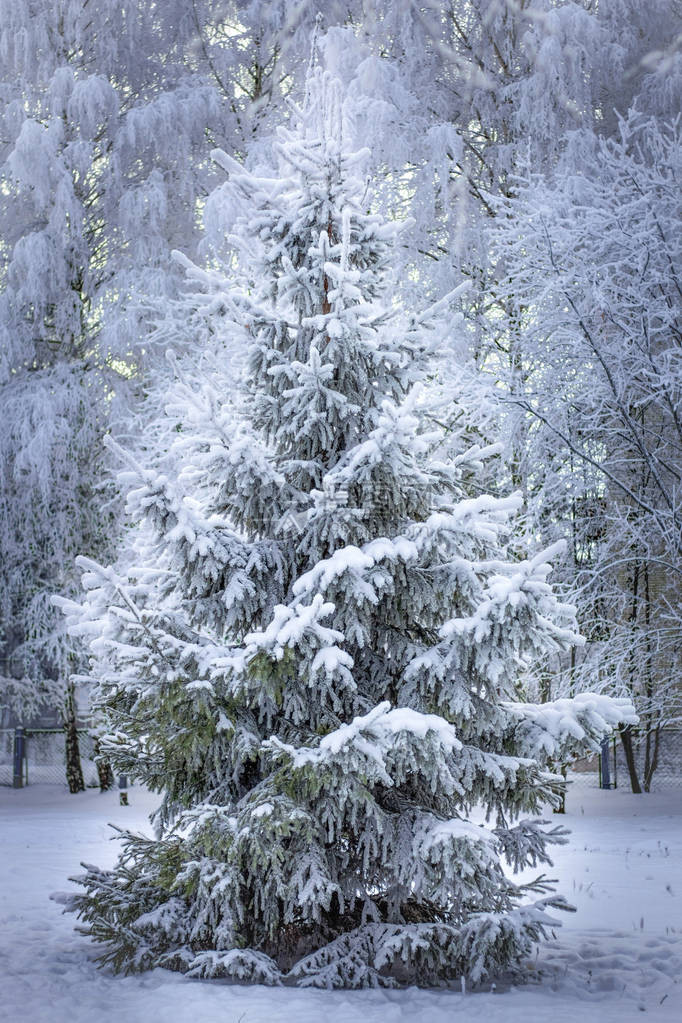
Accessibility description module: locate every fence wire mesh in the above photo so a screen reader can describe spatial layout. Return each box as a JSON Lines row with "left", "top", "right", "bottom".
{"left": 0, "top": 729, "right": 13, "bottom": 786}
{"left": 569, "top": 728, "right": 682, "bottom": 791}
{"left": 0, "top": 728, "right": 100, "bottom": 787}
{"left": 1, "top": 725, "right": 680, "bottom": 790}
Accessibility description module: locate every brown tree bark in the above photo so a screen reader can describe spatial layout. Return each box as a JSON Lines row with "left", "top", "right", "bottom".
{"left": 64, "top": 681, "right": 85, "bottom": 794}
{"left": 622, "top": 560, "right": 643, "bottom": 793}
{"left": 94, "top": 737, "right": 115, "bottom": 791}
{"left": 642, "top": 565, "right": 660, "bottom": 793}
{"left": 619, "top": 724, "right": 642, "bottom": 794}
{"left": 643, "top": 725, "right": 661, "bottom": 794}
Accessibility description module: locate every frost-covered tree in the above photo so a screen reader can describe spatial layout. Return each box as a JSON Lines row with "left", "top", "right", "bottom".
{"left": 485, "top": 105, "right": 682, "bottom": 791}
{"left": 0, "top": 1, "right": 210, "bottom": 773}
{"left": 0, "top": 0, "right": 308, "bottom": 776}
{"left": 334, "top": 1, "right": 625, "bottom": 298}
{"left": 458, "top": 2, "right": 682, "bottom": 792}
{"left": 60, "top": 70, "right": 633, "bottom": 987}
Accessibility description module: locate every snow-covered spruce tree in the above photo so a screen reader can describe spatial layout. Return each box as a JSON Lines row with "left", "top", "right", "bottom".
{"left": 62, "top": 71, "right": 634, "bottom": 988}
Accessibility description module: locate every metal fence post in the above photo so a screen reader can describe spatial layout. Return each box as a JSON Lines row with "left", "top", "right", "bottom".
{"left": 600, "top": 737, "right": 611, "bottom": 789}
{"left": 12, "top": 727, "right": 25, "bottom": 788}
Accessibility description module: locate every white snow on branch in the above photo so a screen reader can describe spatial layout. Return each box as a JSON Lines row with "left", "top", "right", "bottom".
{"left": 284, "top": 700, "right": 461, "bottom": 769}
{"left": 293, "top": 537, "right": 418, "bottom": 597}
{"left": 504, "top": 693, "right": 638, "bottom": 758}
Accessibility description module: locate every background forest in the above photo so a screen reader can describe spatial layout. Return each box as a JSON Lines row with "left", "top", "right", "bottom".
{"left": 0, "top": 0, "right": 680, "bottom": 802}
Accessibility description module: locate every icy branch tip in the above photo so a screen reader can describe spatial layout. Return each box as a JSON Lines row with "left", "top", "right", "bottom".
{"left": 528, "top": 539, "right": 567, "bottom": 572}
{"left": 103, "top": 434, "right": 141, "bottom": 474}
{"left": 211, "top": 148, "right": 242, "bottom": 176}
{"left": 171, "top": 249, "right": 193, "bottom": 271}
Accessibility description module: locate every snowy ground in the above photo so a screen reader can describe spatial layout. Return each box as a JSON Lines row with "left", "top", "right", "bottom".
{"left": 0, "top": 782, "right": 680, "bottom": 1023}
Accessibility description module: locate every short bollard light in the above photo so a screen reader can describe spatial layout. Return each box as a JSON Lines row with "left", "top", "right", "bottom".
{"left": 119, "top": 774, "right": 128, "bottom": 806}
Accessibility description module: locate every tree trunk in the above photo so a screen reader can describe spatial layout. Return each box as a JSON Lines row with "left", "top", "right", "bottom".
{"left": 619, "top": 724, "right": 642, "bottom": 794}
{"left": 642, "top": 565, "right": 659, "bottom": 794}
{"left": 643, "top": 725, "right": 661, "bottom": 793}
{"left": 621, "top": 559, "right": 642, "bottom": 794}
{"left": 553, "top": 764, "right": 567, "bottom": 814}
{"left": 64, "top": 682, "right": 85, "bottom": 794}
{"left": 94, "top": 737, "right": 114, "bottom": 791}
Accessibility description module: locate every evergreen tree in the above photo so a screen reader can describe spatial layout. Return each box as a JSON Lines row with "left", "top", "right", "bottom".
{"left": 61, "top": 70, "right": 634, "bottom": 988}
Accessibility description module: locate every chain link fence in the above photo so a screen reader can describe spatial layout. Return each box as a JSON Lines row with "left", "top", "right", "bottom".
{"left": 0, "top": 727, "right": 100, "bottom": 787}
{"left": 0, "top": 729, "right": 12, "bottom": 785}
{"left": 1, "top": 724, "right": 680, "bottom": 791}
{"left": 568, "top": 727, "right": 682, "bottom": 791}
